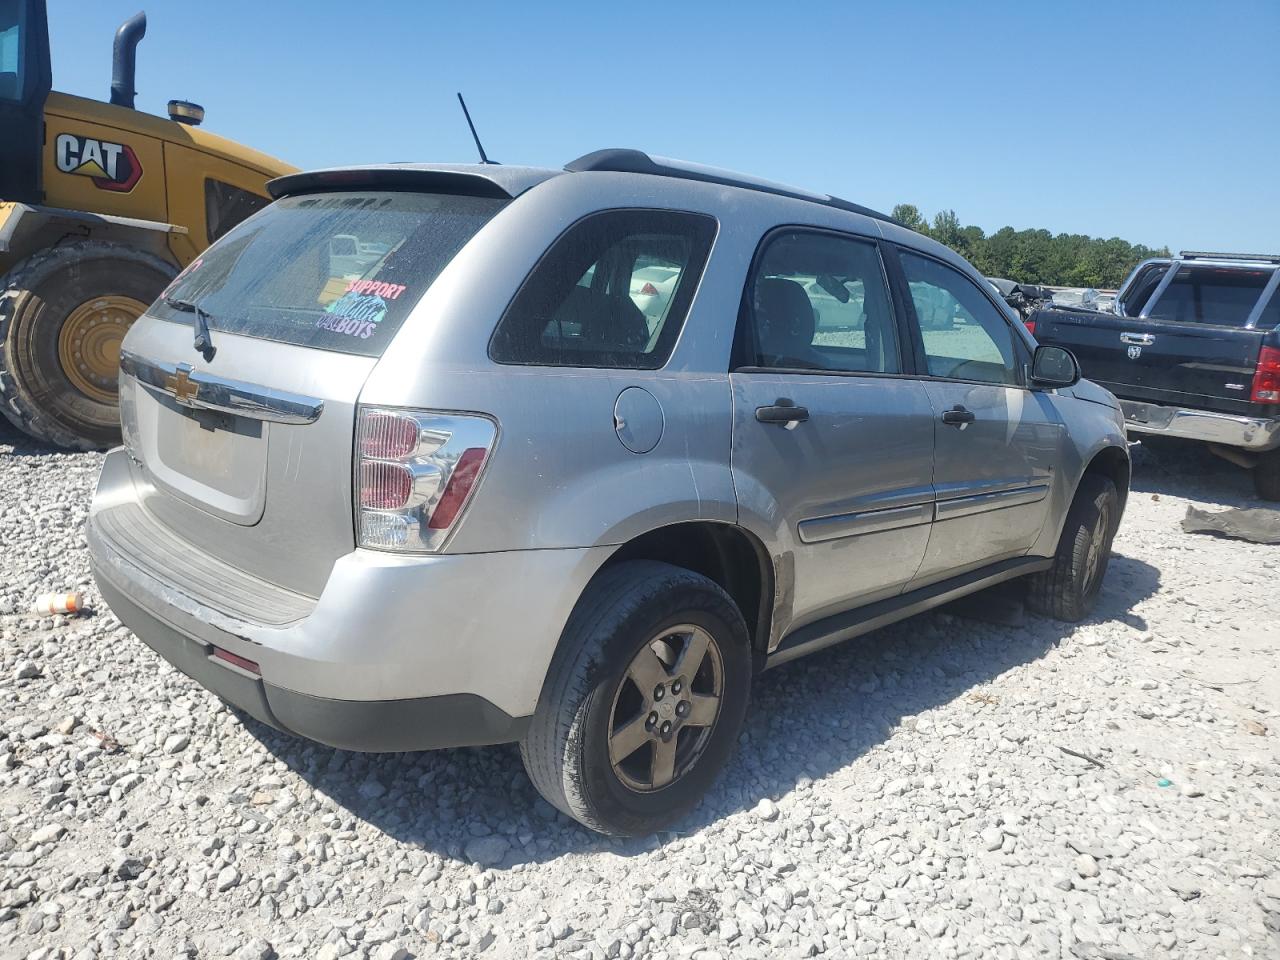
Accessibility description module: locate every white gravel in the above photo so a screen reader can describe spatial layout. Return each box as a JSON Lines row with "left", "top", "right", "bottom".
{"left": 2, "top": 422, "right": 1278, "bottom": 960}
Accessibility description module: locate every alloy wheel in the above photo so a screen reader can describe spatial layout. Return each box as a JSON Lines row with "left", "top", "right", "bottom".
{"left": 607, "top": 624, "right": 724, "bottom": 792}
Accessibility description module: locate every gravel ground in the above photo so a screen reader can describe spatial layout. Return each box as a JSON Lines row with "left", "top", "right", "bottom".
{"left": 2, "top": 421, "right": 1278, "bottom": 960}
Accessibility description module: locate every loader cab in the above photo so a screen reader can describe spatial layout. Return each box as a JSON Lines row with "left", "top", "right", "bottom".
{"left": 0, "top": 0, "right": 52, "bottom": 203}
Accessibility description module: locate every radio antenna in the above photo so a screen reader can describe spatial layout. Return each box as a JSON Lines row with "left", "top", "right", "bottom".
{"left": 457, "top": 93, "right": 496, "bottom": 165}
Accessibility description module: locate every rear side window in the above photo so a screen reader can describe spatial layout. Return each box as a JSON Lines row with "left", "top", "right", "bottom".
{"left": 1146, "top": 266, "right": 1272, "bottom": 327}
{"left": 490, "top": 209, "right": 716, "bottom": 369}
{"left": 153, "top": 191, "right": 507, "bottom": 357}
{"left": 204, "top": 179, "right": 270, "bottom": 243}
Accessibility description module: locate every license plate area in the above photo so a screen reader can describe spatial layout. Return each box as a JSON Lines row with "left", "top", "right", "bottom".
{"left": 135, "top": 382, "right": 270, "bottom": 526}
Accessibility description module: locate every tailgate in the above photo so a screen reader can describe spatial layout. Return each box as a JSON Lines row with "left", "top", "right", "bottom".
{"left": 1035, "top": 307, "right": 1265, "bottom": 415}
{"left": 119, "top": 316, "right": 374, "bottom": 597}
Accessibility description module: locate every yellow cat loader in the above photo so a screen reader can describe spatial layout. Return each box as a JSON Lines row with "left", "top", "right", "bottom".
{"left": 0, "top": 1, "right": 295, "bottom": 448}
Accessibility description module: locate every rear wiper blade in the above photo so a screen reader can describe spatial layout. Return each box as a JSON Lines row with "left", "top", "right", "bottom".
{"left": 163, "top": 296, "right": 217, "bottom": 359}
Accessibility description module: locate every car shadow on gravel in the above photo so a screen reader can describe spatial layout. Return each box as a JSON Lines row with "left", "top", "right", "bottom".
{"left": 0, "top": 415, "right": 74, "bottom": 457}
{"left": 1129, "top": 437, "right": 1260, "bottom": 508}
{"left": 242, "top": 552, "right": 1160, "bottom": 868}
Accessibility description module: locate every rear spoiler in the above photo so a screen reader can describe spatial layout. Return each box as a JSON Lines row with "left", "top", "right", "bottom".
{"left": 267, "top": 165, "right": 557, "bottom": 201}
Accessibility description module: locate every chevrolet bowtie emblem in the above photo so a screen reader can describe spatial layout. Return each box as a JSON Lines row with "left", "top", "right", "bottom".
{"left": 164, "top": 365, "right": 199, "bottom": 403}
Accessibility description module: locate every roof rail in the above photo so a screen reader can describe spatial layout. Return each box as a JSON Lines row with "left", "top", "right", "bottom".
{"left": 565, "top": 149, "right": 901, "bottom": 227}
{"left": 1179, "top": 250, "right": 1280, "bottom": 264}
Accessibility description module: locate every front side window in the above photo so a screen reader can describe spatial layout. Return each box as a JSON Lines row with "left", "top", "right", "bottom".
{"left": 899, "top": 251, "right": 1020, "bottom": 386}
{"left": 490, "top": 209, "right": 716, "bottom": 369}
{"left": 153, "top": 190, "right": 506, "bottom": 357}
{"left": 204, "top": 179, "right": 270, "bottom": 243}
{"left": 1146, "top": 265, "right": 1273, "bottom": 327}
{"left": 737, "top": 231, "right": 900, "bottom": 374}
{"left": 0, "top": 0, "right": 23, "bottom": 100}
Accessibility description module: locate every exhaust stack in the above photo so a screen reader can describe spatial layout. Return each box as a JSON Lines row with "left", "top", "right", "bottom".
{"left": 109, "top": 11, "right": 147, "bottom": 109}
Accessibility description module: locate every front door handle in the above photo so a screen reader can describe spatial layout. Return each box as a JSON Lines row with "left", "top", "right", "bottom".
{"left": 941, "top": 405, "right": 976, "bottom": 427}
{"left": 755, "top": 399, "right": 809, "bottom": 425}
{"left": 1120, "top": 332, "right": 1155, "bottom": 346}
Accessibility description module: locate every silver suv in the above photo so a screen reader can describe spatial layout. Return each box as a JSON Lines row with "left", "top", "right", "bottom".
{"left": 88, "top": 150, "right": 1130, "bottom": 836}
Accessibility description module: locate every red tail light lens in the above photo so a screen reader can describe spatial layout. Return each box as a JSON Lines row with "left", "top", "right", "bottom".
{"left": 1024, "top": 319, "right": 1036, "bottom": 336}
{"left": 360, "top": 460, "right": 413, "bottom": 509}
{"left": 355, "top": 407, "right": 497, "bottom": 553}
{"left": 1252, "top": 345, "right": 1280, "bottom": 403}
{"left": 360, "top": 412, "right": 419, "bottom": 459}
{"left": 428, "top": 448, "right": 488, "bottom": 529}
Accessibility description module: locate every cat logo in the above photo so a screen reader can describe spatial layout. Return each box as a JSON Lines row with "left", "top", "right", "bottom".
{"left": 54, "top": 133, "right": 143, "bottom": 193}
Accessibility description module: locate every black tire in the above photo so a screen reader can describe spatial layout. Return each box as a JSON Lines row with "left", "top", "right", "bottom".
{"left": 0, "top": 242, "right": 175, "bottom": 449}
{"left": 1027, "top": 474, "right": 1120, "bottom": 622}
{"left": 1254, "top": 450, "right": 1280, "bottom": 501}
{"left": 521, "top": 560, "right": 752, "bottom": 836}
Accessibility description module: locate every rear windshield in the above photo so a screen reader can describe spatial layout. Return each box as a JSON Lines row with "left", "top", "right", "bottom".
{"left": 1146, "top": 265, "right": 1273, "bottom": 327}
{"left": 152, "top": 191, "right": 507, "bottom": 356}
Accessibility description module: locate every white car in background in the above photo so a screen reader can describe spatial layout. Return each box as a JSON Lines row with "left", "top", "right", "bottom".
{"left": 803, "top": 276, "right": 866, "bottom": 332}
{"left": 629, "top": 263, "right": 681, "bottom": 325}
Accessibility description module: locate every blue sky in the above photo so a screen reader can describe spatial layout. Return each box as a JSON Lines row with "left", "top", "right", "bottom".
{"left": 47, "top": 0, "right": 1279, "bottom": 253}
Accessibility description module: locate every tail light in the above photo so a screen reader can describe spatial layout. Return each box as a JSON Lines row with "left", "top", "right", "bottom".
{"left": 355, "top": 407, "right": 497, "bottom": 552}
{"left": 1023, "top": 318, "right": 1037, "bottom": 337}
{"left": 1252, "top": 346, "right": 1280, "bottom": 404}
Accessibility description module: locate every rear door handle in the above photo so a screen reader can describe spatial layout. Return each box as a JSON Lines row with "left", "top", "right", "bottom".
{"left": 755, "top": 399, "right": 809, "bottom": 425}
{"left": 941, "top": 405, "right": 976, "bottom": 427}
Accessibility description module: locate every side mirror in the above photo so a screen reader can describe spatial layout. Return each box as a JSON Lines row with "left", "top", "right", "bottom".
{"left": 1030, "top": 344, "right": 1080, "bottom": 389}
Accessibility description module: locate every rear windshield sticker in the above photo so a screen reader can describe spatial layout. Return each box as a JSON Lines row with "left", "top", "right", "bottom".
{"left": 317, "top": 290, "right": 389, "bottom": 339}
{"left": 343, "top": 278, "right": 407, "bottom": 300}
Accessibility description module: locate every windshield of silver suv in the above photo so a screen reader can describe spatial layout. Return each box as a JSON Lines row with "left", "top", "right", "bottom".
{"left": 151, "top": 190, "right": 507, "bottom": 356}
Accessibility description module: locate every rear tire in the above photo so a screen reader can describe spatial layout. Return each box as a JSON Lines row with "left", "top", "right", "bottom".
{"left": 1027, "top": 474, "right": 1119, "bottom": 622}
{"left": 0, "top": 242, "right": 175, "bottom": 449}
{"left": 521, "top": 560, "right": 751, "bottom": 837}
{"left": 1253, "top": 450, "right": 1280, "bottom": 501}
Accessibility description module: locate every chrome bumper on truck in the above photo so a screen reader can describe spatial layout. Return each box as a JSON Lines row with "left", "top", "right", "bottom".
{"left": 87, "top": 448, "right": 607, "bottom": 752}
{"left": 1121, "top": 400, "right": 1280, "bottom": 451}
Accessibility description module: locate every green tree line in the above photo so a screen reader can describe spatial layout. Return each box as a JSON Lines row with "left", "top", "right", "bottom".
{"left": 890, "top": 204, "right": 1170, "bottom": 290}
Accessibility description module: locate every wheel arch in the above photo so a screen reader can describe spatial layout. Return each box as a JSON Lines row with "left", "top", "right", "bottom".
{"left": 1080, "top": 442, "right": 1131, "bottom": 515}
{"left": 0, "top": 203, "right": 183, "bottom": 278}
{"left": 599, "top": 521, "right": 776, "bottom": 668}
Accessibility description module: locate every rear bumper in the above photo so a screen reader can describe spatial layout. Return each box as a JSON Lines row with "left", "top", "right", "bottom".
{"left": 87, "top": 448, "right": 612, "bottom": 751}
{"left": 1120, "top": 400, "right": 1280, "bottom": 451}
{"left": 92, "top": 569, "right": 528, "bottom": 751}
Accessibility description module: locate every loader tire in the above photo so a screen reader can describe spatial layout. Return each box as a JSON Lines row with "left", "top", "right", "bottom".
{"left": 0, "top": 242, "right": 175, "bottom": 449}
